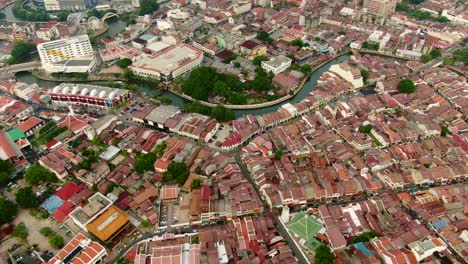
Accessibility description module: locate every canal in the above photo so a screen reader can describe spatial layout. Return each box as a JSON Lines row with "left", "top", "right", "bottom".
{"left": 3, "top": 3, "right": 351, "bottom": 116}
{"left": 16, "top": 54, "right": 350, "bottom": 117}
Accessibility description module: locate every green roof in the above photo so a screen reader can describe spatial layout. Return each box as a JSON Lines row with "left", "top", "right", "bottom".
{"left": 7, "top": 128, "right": 26, "bottom": 141}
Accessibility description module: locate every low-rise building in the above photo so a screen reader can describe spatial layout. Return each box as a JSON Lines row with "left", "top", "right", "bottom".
{"left": 129, "top": 44, "right": 203, "bottom": 84}
{"left": 45, "top": 233, "right": 107, "bottom": 264}
{"left": 261, "top": 55, "right": 292, "bottom": 75}
{"left": 49, "top": 83, "right": 131, "bottom": 108}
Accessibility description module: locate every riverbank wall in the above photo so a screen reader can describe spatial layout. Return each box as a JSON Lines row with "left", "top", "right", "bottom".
{"left": 167, "top": 51, "right": 352, "bottom": 110}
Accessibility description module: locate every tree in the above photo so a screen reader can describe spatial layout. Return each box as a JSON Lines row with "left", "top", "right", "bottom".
{"left": 116, "top": 58, "right": 133, "bottom": 68}
{"left": 453, "top": 47, "right": 468, "bottom": 65}
{"left": 12, "top": 223, "right": 28, "bottom": 241}
{"left": 257, "top": 31, "right": 273, "bottom": 43}
{"left": 440, "top": 125, "right": 451, "bottom": 137}
{"left": 274, "top": 149, "right": 284, "bottom": 160}
{"left": 140, "top": 220, "right": 152, "bottom": 228}
{"left": 0, "top": 12, "right": 6, "bottom": 20}
{"left": 134, "top": 152, "right": 157, "bottom": 174}
{"left": 24, "top": 164, "right": 58, "bottom": 185}
{"left": 315, "top": 245, "right": 335, "bottom": 264}
{"left": 191, "top": 179, "right": 201, "bottom": 190}
{"left": 290, "top": 38, "right": 307, "bottom": 48}
{"left": 397, "top": 79, "right": 417, "bottom": 94}
{"left": 155, "top": 142, "right": 167, "bottom": 157}
{"left": 0, "top": 160, "right": 13, "bottom": 188}
{"left": 429, "top": 48, "right": 441, "bottom": 59}
{"left": 211, "top": 105, "right": 235, "bottom": 122}
{"left": 5, "top": 41, "right": 36, "bottom": 65}
{"left": 139, "top": 0, "right": 160, "bottom": 15}
{"left": 359, "top": 124, "right": 372, "bottom": 134}
{"left": 252, "top": 55, "right": 268, "bottom": 66}
{"left": 49, "top": 234, "right": 64, "bottom": 249}
{"left": 57, "top": 11, "right": 71, "bottom": 21}
{"left": 361, "top": 69, "right": 369, "bottom": 83}
{"left": 163, "top": 162, "right": 189, "bottom": 185}
{"left": 233, "top": 62, "right": 241, "bottom": 68}
{"left": 300, "top": 64, "right": 312, "bottom": 74}
{"left": 0, "top": 199, "right": 17, "bottom": 224}
{"left": 15, "top": 187, "right": 38, "bottom": 209}
{"left": 351, "top": 230, "right": 379, "bottom": 243}
{"left": 421, "top": 54, "right": 432, "bottom": 63}
{"left": 40, "top": 227, "right": 55, "bottom": 237}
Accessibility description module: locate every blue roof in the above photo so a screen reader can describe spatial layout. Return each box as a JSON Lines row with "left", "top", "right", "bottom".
{"left": 433, "top": 220, "right": 448, "bottom": 229}
{"left": 355, "top": 242, "right": 372, "bottom": 257}
{"left": 41, "top": 195, "right": 64, "bottom": 213}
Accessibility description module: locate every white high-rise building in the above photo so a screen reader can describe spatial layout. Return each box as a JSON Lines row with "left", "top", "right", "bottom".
{"left": 37, "top": 35, "right": 97, "bottom": 73}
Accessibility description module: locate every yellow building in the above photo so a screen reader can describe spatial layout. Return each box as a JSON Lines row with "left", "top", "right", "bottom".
{"left": 240, "top": 40, "right": 267, "bottom": 60}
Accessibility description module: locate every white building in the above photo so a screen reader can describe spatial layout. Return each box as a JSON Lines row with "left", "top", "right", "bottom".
{"left": 37, "top": 34, "right": 96, "bottom": 73}
{"left": 43, "top": 0, "right": 89, "bottom": 11}
{"left": 261, "top": 55, "right": 292, "bottom": 75}
{"left": 46, "top": 233, "right": 107, "bottom": 264}
{"left": 167, "top": 9, "right": 190, "bottom": 20}
{"left": 13, "top": 83, "right": 39, "bottom": 101}
{"left": 129, "top": 44, "right": 203, "bottom": 84}
{"left": 408, "top": 237, "right": 447, "bottom": 262}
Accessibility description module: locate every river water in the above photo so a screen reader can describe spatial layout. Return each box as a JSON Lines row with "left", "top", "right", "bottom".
{"left": 16, "top": 54, "right": 350, "bottom": 116}
{"left": 3, "top": 3, "right": 351, "bottom": 116}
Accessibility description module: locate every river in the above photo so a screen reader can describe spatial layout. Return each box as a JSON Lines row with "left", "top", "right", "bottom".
{"left": 15, "top": 54, "right": 350, "bottom": 116}
{"left": 2, "top": 3, "right": 351, "bottom": 116}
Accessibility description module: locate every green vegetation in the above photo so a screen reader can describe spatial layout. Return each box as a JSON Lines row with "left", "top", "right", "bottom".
{"left": 210, "top": 105, "right": 235, "bottom": 122}
{"left": 15, "top": 187, "right": 38, "bottom": 209}
{"left": 361, "top": 69, "right": 369, "bottom": 84}
{"left": 184, "top": 102, "right": 236, "bottom": 122}
{"left": 0, "top": 160, "right": 14, "bottom": 188}
{"left": 116, "top": 258, "right": 131, "bottom": 264}
{"left": 396, "top": 1, "right": 449, "bottom": 22}
{"left": 181, "top": 67, "right": 245, "bottom": 104}
{"left": 453, "top": 47, "right": 468, "bottom": 65}
{"left": 134, "top": 152, "right": 157, "bottom": 174}
{"left": 12, "top": 0, "right": 48, "bottom": 21}
{"left": 359, "top": 124, "right": 373, "bottom": 134}
{"left": 77, "top": 148, "right": 100, "bottom": 171}
{"left": 274, "top": 149, "right": 284, "bottom": 160}
{"left": 35, "top": 122, "right": 67, "bottom": 145}
{"left": 315, "top": 245, "right": 335, "bottom": 264}
{"left": 300, "top": 64, "right": 312, "bottom": 74}
{"left": 397, "top": 79, "right": 417, "bottom": 94}
{"left": 245, "top": 67, "right": 274, "bottom": 92}
{"left": 155, "top": 142, "right": 167, "bottom": 157}
{"left": 117, "top": 58, "right": 133, "bottom": 68}
{"left": 0, "top": 12, "right": 5, "bottom": 20}
{"left": 4, "top": 41, "right": 36, "bottom": 65}
{"left": 50, "top": 72, "right": 89, "bottom": 79}
{"left": 290, "top": 39, "right": 309, "bottom": 48}
{"left": 123, "top": 68, "right": 160, "bottom": 87}
{"left": 49, "top": 234, "right": 64, "bottom": 249}
{"left": 24, "top": 164, "right": 58, "bottom": 185}
{"left": 362, "top": 41, "right": 379, "bottom": 51}
{"left": 440, "top": 125, "right": 451, "bottom": 137}
{"left": 223, "top": 53, "right": 238, "bottom": 64}
{"left": 351, "top": 230, "right": 379, "bottom": 243}
{"left": 421, "top": 48, "right": 442, "bottom": 63}
{"left": 139, "top": 0, "right": 160, "bottom": 15}
{"left": 155, "top": 96, "right": 172, "bottom": 105}
{"left": 191, "top": 179, "right": 201, "bottom": 190}
{"left": 257, "top": 30, "right": 273, "bottom": 43}
{"left": 252, "top": 55, "right": 269, "bottom": 66}
{"left": 234, "top": 62, "right": 241, "bottom": 68}
{"left": 163, "top": 162, "right": 190, "bottom": 185}
{"left": 12, "top": 223, "right": 29, "bottom": 241}
{"left": 0, "top": 199, "right": 17, "bottom": 224}
{"left": 40, "top": 227, "right": 55, "bottom": 237}
{"left": 56, "top": 11, "right": 72, "bottom": 21}
{"left": 140, "top": 220, "right": 152, "bottom": 228}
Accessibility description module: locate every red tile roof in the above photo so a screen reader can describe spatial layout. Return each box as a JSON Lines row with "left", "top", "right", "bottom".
{"left": 16, "top": 117, "right": 43, "bottom": 132}
{"left": 55, "top": 182, "right": 84, "bottom": 200}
